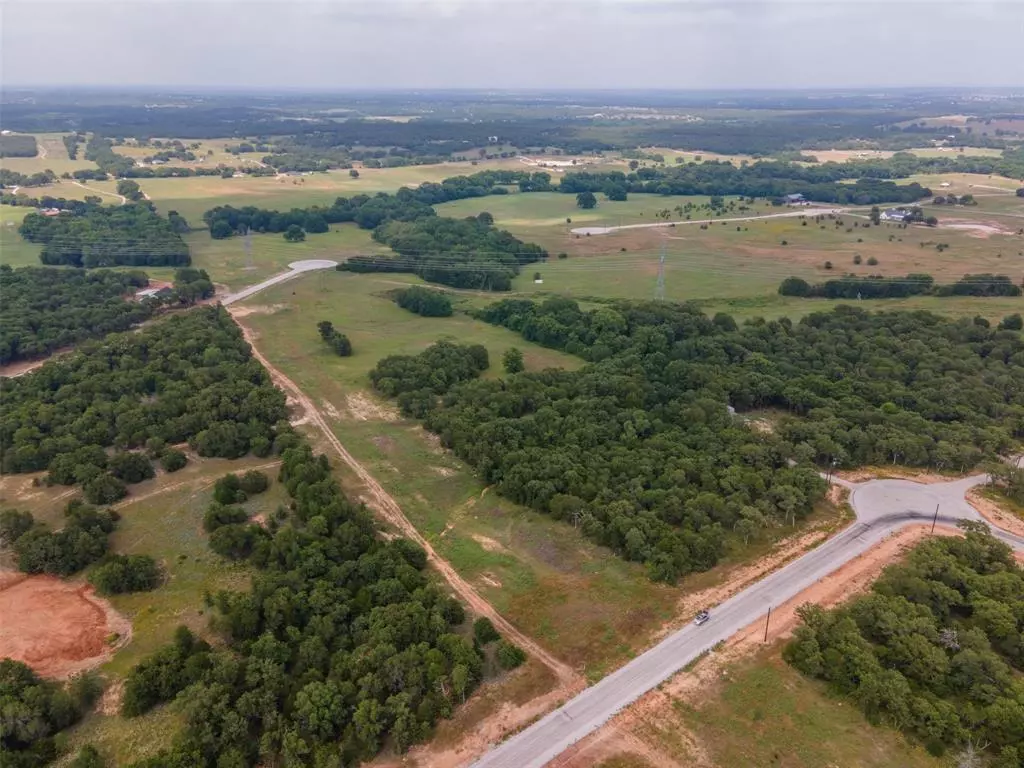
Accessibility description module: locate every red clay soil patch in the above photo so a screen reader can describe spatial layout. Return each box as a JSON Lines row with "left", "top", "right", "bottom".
{"left": 0, "top": 570, "right": 131, "bottom": 679}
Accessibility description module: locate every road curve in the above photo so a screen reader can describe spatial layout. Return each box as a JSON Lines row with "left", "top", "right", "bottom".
{"left": 221, "top": 259, "right": 338, "bottom": 305}
{"left": 472, "top": 475, "right": 1024, "bottom": 768}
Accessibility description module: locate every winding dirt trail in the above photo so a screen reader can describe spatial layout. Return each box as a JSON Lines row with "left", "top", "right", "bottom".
{"left": 229, "top": 309, "right": 580, "bottom": 690}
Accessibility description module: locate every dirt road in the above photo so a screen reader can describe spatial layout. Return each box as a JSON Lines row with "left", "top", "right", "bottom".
{"left": 229, "top": 310, "right": 580, "bottom": 689}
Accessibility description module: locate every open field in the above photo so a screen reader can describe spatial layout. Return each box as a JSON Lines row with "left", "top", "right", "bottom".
{"left": 433, "top": 190, "right": 1024, "bottom": 303}
{"left": 186, "top": 222, "right": 388, "bottom": 289}
{"left": 0, "top": 132, "right": 98, "bottom": 176}
{"left": 140, "top": 157, "right": 531, "bottom": 223}
{"left": 668, "top": 652, "right": 944, "bottom": 768}
{"left": 235, "top": 270, "right": 848, "bottom": 677}
{"left": 0, "top": 205, "right": 40, "bottom": 266}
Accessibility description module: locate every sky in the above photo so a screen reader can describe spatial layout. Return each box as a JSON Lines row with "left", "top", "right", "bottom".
{"left": 3, "top": 0, "right": 1023, "bottom": 90}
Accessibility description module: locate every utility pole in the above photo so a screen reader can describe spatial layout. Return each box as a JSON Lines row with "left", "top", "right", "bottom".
{"left": 654, "top": 241, "right": 666, "bottom": 301}
{"left": 931, "top": 503, "right": 939, "bottom": 534}
{"left": 763, "top": 606, "right": 772, "bottom": 643}
{"left": 243, "top": 226, "right": 253, "bottom": 270}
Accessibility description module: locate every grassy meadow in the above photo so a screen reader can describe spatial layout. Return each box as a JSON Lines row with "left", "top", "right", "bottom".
{"left": 638, "top": 650, "right": 945, "bottom": 768}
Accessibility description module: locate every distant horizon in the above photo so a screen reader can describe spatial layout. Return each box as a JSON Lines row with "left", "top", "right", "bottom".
{"left": 4, "top": 1, "right": 1023, "bottom": 92}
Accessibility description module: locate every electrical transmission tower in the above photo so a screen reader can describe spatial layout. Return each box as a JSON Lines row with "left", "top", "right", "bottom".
{"left": 654, "top": 242, "right": 666, "bottom": 301}
{"left": 243, "top": 226, "right": 254, "bottom": 270}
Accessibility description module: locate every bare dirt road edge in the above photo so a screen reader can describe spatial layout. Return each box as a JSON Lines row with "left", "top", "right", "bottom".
{"left": 229, "top": 309, "right": 581, "bottom": 691}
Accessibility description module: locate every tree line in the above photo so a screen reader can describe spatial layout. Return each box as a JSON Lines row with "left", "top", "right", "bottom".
{"left": 18, "top": 202, "right": 191, "bottom": 268}
{"left": 0, "top": 307, "right": 289, "bottom": 497}
{"left": 393, "top": 286, "right": 453, "bottom": 317}
{"left": 0, "top": 265, "right": 215, "bottom": 365}
{"left": 370, "top": 341, "right": 489, "bottom": 418}
{"left": 0, "top": 134, "right": 38, "bottom": 157}
{"left": 0, "top": 168, "right": 57, "bottom": 188}
{"left": 785, "top": 524, "right": 1024, "bottom": 764}
{"left": 558, "top": 162, "right": 932, "bottom": 205}
{"left": 353, "top": 212, "right": 546, "bottom": 291}
{"left": 202, "top": 169, "right": 553, "bottom": 239}
{"left": 779, "top": 273, "right": 1023, "bottom": 299}
{"left": 0, "top": 658, "right": 101, "bottom": 768}
{"left": 116, "top": 442, "right": 504, "bottom": 766}
{"left": 361, "top": 299, "right": 1024, "bottom": 582}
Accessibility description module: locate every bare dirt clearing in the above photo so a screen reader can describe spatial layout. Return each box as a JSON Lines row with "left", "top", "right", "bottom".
{"left": 967, "top": 488, "right": 1024, "bottom": 539}
{"left": 0, "top": 571, "right": 131, "bottom": 679}
{"left": 346, "top": 391, "right": 400, "bottom": 421}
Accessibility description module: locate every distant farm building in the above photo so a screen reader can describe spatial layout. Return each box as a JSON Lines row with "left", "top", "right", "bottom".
{"left": 881, "top": 208, "right": 909, "bottom": 222}
{"left": 784, "top": 193, "right": 807, "bottom": 204}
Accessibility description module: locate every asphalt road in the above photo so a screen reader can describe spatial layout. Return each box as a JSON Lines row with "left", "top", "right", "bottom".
{"left": 472, "top": 474, "right": 1024, "bottom": 768}
{"left": 221, "top": 259, "right": 338, "bottom": 305}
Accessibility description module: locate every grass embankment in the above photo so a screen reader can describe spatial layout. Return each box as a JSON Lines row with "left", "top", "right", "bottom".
{"left": 648, "top": 650, "right": 945, "bottom": 768}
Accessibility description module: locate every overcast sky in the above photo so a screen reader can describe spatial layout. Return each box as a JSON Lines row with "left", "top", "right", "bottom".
{"left": 3, "top": 0, "right": 1023, "bottom": 90}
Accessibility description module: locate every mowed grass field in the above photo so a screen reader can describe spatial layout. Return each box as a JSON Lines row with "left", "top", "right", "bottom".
{"left": 0, "top": 132, "right": 98, "bottom": 176}
{"left": 0, "top": 206, "right": 40, "bottom": 266}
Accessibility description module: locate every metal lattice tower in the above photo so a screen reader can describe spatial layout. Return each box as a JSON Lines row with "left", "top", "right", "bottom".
{"left": 654, "top": 242, "right": 666, "bottom": 301}
{"left": 243, "top": 226, "right": 254, "bottom": 270}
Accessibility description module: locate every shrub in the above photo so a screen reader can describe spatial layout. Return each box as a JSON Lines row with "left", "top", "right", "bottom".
{"left": 778, "top": 277, "right": 811, "bottom": 297}
{"left": 998, "top": 313, "right": 1023, "bottom": 331}
{"left": 159, "top": 448, "right": 188, "bottom": 473}
{"left": 84, "top": 473, "right": 128, "bottom": 505}
{"left": 853, "top": 254, "right": 862, "bottom": 265}
{"left": 238, "top": 470, "right": 269, "bottom": 495}
{"left": 69, "top": 744, "right": 106, "bottom": 768}
{"left": 866, "top": 256, "right": 879, "bottom": 266}
{"left": 502, "top": 347, "right": 524, "bottom": 374}
{"left": 209, "top": 523, "right": 267, "bottom": 560}
{"left": 213, "top": 473, "right": 246, "bottom": 504}
{"left": 473, "top": 616, "right": 501, "bottom": 645}
{"left": 0, "top": 509, "right": 34, "bottom": 545}
{"left": 496, "top": 640, "right": 526, "bottom": 670}
{"left": 394, "top": 286, "right": 453, "bottom": 317}
{"left": 89, "top": 554, "right": 161, "bottom": 595}
{"left": 203, "top": 503, "right": 249, "bottom": 533}
{"left": 823, "top": 261, "right": 833, "bottom": 270}
{"left": 107, "top": 452, "right": 155, "bottom": 484}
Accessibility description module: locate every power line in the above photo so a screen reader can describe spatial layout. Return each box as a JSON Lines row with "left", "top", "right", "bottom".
{"left": 654, "top": 242, "right": 666, "bottom": 302}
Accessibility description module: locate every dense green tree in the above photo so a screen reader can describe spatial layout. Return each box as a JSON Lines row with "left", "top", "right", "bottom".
{"left": 1, "top": 307, "right": 289, "bottom": 485}
{"left": 576, "top": 191, "right": 597, "bottom": 209}
{"left": 502, "top": 347, "right": 524, "bottom": 374}
{"left": 159, "top": 448, "right": 188, "bottom": 473}
{"left": 394, "top": 286, "right": 453, "bottom": 317}
{"left": 283, "top": 224, "right": 306, "bottom": 242}
{"left": 0, "top": 659, "right": 98, "bottom": 765}
{"left": 0, "top": 266, "right": 152, "bottom": 364}
{"left": 473, "top": 617, "right": 501, "bottom": 645}
{"left": 19, "top": 203, "right": 190, "bottom": 268}
{"left": 785, "top": 525, "right": 1024, "bottom": 759}
{"left": 89, "top": 554, "right": 161, "bottom": 595}
{"left": 12, "top": 501, "right": 118, "bottom": 576}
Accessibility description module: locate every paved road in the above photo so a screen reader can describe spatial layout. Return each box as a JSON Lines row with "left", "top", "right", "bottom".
{"left": 221, "top": 259, "right": 338, "bottom": 305}
{"left": 472, "top": 474, "right": 1024, "bottom": 768}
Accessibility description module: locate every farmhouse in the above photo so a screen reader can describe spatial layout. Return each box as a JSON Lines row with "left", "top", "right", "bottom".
{"left": 784, "top": 193, "right": 806, "bottom": 204}
{"left": 880, "top": 208, "right": 909, "bottom": 222}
